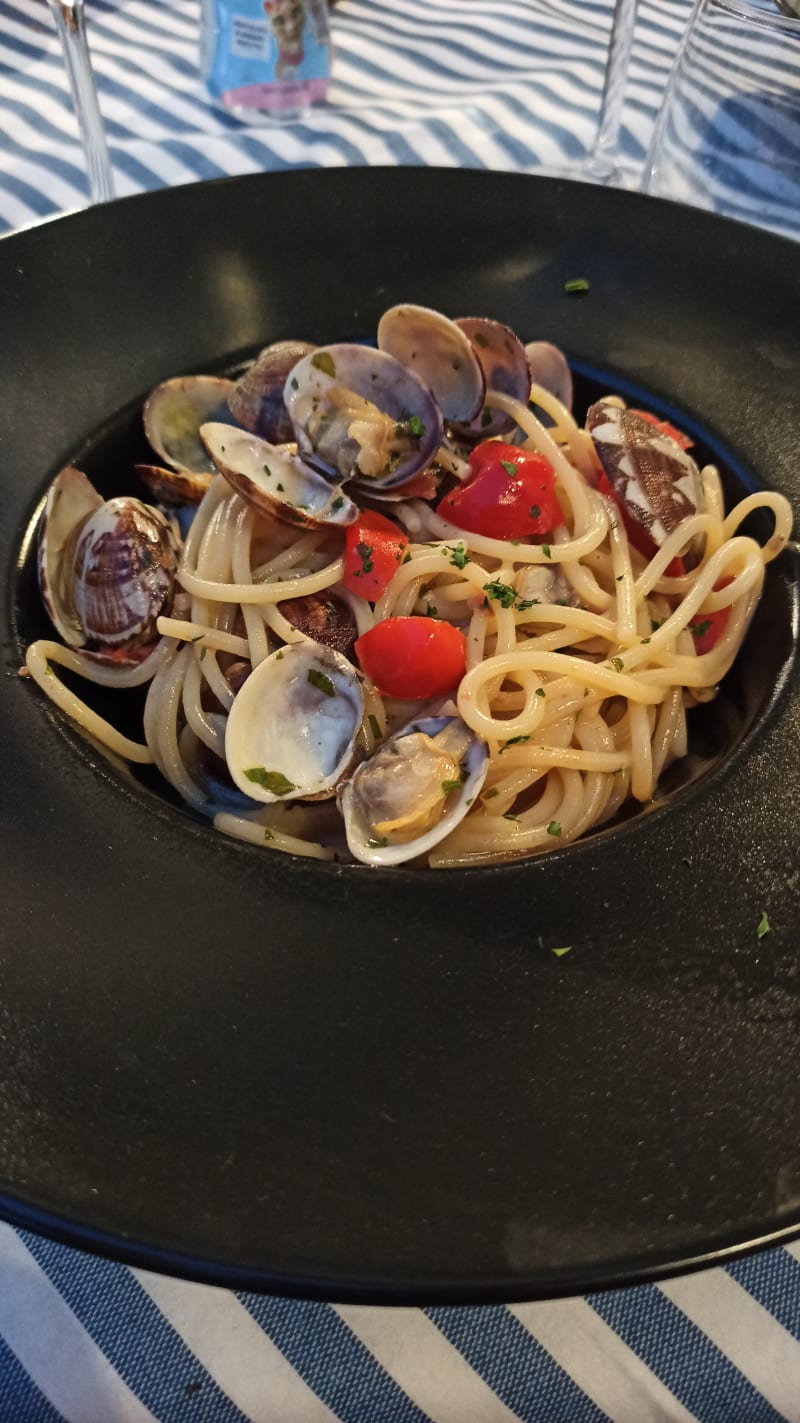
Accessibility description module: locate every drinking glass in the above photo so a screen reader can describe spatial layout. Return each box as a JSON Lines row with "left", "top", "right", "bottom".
{"left": 641, "top": 0, "right": 800, "bottom": 239}
{"left": 46, "top": 0, "right": 115, "bottom": 204}
{"left": 583, "top": 0, "right": 639, "bottom": 183}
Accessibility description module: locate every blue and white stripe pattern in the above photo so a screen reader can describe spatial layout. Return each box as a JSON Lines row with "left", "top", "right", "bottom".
{"left": 0, "top": 0, "right": 692, "bottom": 235}
{"left": 0, "top": 1225, "right": 799, "bottom": 1420}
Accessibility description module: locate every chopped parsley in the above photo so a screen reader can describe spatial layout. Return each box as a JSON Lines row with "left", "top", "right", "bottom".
{"left": 325, "top": 602, "right": 337, "bottom": 623}
{"left": 263, "top": 463, "right": 272, "bottom": 477}
{"left": 499, "top": 735, "right": 530, "bottom": 752}
{"left": 535, "top": 687, "right": 545, "bottom": 698}
{"left": 480, "top": 407, "right": 492, "bottom": 427}
{"left": 500, "top": 459, "right": 519, "bottom": 480}
{"left": 311, "top": 351, "right": 336, "bottom": 377}
{"left": 757, "top": 911, "right": 770, "bottom": 940}
{"left": 529, "top": 503, "right": 541, "bottom": 519}
{"left": 516, "top": 596, "right": 541, "bottom": 612}
{"left": 330, "top": 495, "right": 345, "bottom": 512}
{"left": 407, "top": 414, "right": 424, "bottom": 437}
{"left": 308, "top": 668, "right": 336, "bottom": 697}
{"left": 289, "top": 376, "right": 299, "bottom": 391}
{"left": 275, "top": 650, "right": 284, "bottom": 660}
{"left": 441, "top": 779, "right": 461, "bottom": 794}
{"left": 368, "top": 714, "right": 381, "bottom": 740}
{"left": 541, "top": 544, "right": 551, "bottom": 559}
{"left": 402, "top": 551, "right": 412, "bottom": 564}
{"left": 199, "top": 646, "right": 207, "bottom": 662}
{"left": 564, "top": 277, "right": 590, "bottom": 295}
{"left": 690, "top": 619, "right": 712, "bottom": 640}
{"left": 641, "top": 636, "right": 651, "bottom": 645}
{"left": 446, "top": 543, "right": 468, "bottom": 569}
{"left": 367, "top": 836, "right": 388, "bottom": 848}
{"left": 551, "top": 946, "right": 572, "bottom": 957}
{"left": 611, "top": 656, "right": 624, "bottom": 673}
{"left": 651, "top": 618, "right": 665, "bottom": 632}
{"left": 503, "top": 812, "right": 519, "bottom": 822}
{"left": 244, "top": 768, "right": 296, "bottom": 796}
{"left": 190, "top": 633, "right": 204, "bottom": 643}
{"left": 483, "top": 787, "right": 499, "bottom": 800}
{"left": 547, "top": 820, "right": 562, "bottom": 836}
{"left": 354, "top": 541, "right": 373, "bottom": 576}
{"left": 483, "top": 579, "right": 517, "bottom": 608}
{"left": 425, "top": 602, "right": 438, "bottom": 618}
{"left": 264, "top": 828, "right": 274, "bottom": 841}
{"left": 276, "top": 482, "right": 284, "bottom": 492}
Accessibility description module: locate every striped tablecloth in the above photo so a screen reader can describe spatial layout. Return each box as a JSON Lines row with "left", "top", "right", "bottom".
{"left": 2, "top": 1, "right": 800, "bottom": 1419}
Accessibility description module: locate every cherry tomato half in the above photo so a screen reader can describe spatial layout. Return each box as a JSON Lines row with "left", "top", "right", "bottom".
{"left": 343, "top": 510, "right": 408, "bottom": 601}
{"left": 436, "top": 441, "right": 564, "bottom": 541}
{"left": 598, "top": 471, "right": 685, "bottom": 578}
{"left": 689, "top": 578, "right": 733, "bottom": 654}
{"left": 354, "top": 617, "right": 467, "bottom": 699}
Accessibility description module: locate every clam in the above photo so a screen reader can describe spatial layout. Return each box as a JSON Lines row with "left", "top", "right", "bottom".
{"left": 452, "top": 317, "right": 531, "bottom": 439}
{"left": 227, "top": 340, "right": 315, "bottom": 444}
{"left": 38, "top": 466, "right": 178, "bottom": 661}
{"left": 199, "top": 424, "right": 358, "bottom": 530}
{"left": 284, "top": 344, "right": 441, "bottom": 489}
{"left": 340, "top": 713, "right": 488, "bottom": 867}
{"left": 587, "top": 401, "right": 704, "bottom": 546}
{"left": 376, "top": 305, "right": 485, "bottom": 423}
{"left": 138, "top": 375, "right": 237, "bottom": 504}
{"left": 524, "top": 341, "right": 573, "bottom": 411}
{"left": 225, "top": 642, "right": 364, "bottom": 803}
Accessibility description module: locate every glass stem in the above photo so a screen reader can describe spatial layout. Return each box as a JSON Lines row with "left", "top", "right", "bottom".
{"left": 47, "top": 0, "right": 115, "bottom": 204}
{"left": 584, "top": 0, "right": 638, "bottom": 182}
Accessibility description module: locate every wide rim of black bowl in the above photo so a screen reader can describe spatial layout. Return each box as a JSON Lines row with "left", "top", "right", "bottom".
{"left": 1, "top": 167, "right": 799, "bottom": 1304}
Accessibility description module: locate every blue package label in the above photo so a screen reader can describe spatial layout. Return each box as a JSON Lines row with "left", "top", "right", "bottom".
{"left": 203, "top": 0, "right": 331, "bottom": 113}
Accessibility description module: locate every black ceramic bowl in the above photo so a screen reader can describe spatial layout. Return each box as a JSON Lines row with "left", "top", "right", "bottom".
{"left": 0, "top": 169, "right": 798, "bottom": 1302}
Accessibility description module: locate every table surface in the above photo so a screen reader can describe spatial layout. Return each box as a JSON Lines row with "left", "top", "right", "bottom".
{"left": 1, "top": 1, "right": 799, "bottom": 1420}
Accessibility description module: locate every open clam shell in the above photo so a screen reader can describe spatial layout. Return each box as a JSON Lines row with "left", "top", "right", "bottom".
{"left": 377, "top": 304, "right": 485, "bottom": 423}
{"left": 451, "top": 317, "right": 531, "bottom": 440}
{"left": 140, "top": 375, "right": 237, "bottom": 502}
{"left": 587, "top": 400, "right": 704, "bottom": 545}
{"left": 225, "top": 642, "right": 365, "bottom": 804}
{"left": 340, "top": 713, "right": 489, "bottom": 867}
{"left": 284, "top": 344, "right": 442, "bottom": 489}
{"left": 525, "top": 341, "right": 573, "bottom": 411}
{"left": 227, "top": 340, "right": 315, "bottom": 444}
{"left": 200, "top": 423, "right": 358, "bottom": 530}
{"left": 38, "top": 466, "right": 178, "bottom": 660}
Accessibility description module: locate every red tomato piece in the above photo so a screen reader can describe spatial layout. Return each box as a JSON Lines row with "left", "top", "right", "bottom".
{"left": 689, "top": 577, "right": 733, "bottom": 654}
{"left": 597, "top": 471, "right": 685, "bottom": 578}
{"left": 436, "top": 441, "right": 564, "bottom": 541}
{"left": 354, "top": 617, "right": 467, "bottom": 699}
{"left": 343, "top": 510, "right": 408, "bottom": 600}
{"left": 629, "top": 409, "right": 693, "bottom": 451}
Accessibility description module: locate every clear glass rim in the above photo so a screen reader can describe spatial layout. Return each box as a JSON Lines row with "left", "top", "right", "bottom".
{"left": 707, "top": 0, "right": 800, "bottom": 36}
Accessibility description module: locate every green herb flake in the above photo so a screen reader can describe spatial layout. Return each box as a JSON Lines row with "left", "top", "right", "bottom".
{"left": 264, "top": 828, "right": 274, "bottom": 841}
{"left": 480, "top": 407, "right": 492, "bottom": 428}
{"left": 355, "top": 541, "right": 374, "bottom": 576}
{"left": 290, "top": 376, "right": 299, "bottom": 391}
{"left": 551, "top": 945, "right": 572, "bottom": 957}
{"left": 500, "top": 459, "right": 519, "bottom": 480}
{"left": 407, "top": 414, "right": 424, "bottom": 437}
{"left": 275, "top": 650, "right": 284, "bottom": 660}
{"left": 641, "top": 636, "right": 651, "bottom": 644}
{"left": 651, "top": 618, "right": 665, "bottom": 632}
{"left": 535, "top": 686, "right": 546, "bottom": 698}
{"left": 757, "top": 911, "right": 770, "bottom": 940}
{"left": 244, "top": 767, "right": 296, "bottom": 796}
{"left": 516, "top": 596, "right": 540, "bottom": 612}
{"left": 483, "top": 579, "right": 517, "bottom": 608}
{"left": 441, "top": 779, "right": 461, "bottom": 794}
{"left": 447, "top": 543, "right": 468, "bottom": 569}
{"left": 611, "top": 656, "right": 624, "bottom": 673}
{"left": 425, "top": 602, "right": 438, "bottom": 619}
{"left": 616, "top": 574, "right": 624, "bottom": 582}
{"left": 367, "top": 836, "right": 388, "bottom": 848}
{"left": 690, "top": 619, "right": 712, "bottom": 640}
{"left": 503, "top": 812, "right": 519, "bottom": 822}
{"left": 483, "top": 787, "right": 499, "bottom": 800}
{"left": 330, "top": 495, "right": 345, "bottom": 512}
{"left": 541, "top": 544, "right": 551, "bottom": 559}
{"left": 499, "top": 735, "right": 530, "bottom": 753}
{"left": 263, "top": 463, "right": 272, "bottom": 478}
{"left": 402, "top": 551, "right": 412, "bottom": 564}
{"left": 368, "top": 714, "right": 381, "bottom": 740}
{"left": 276, "top": 482, "right": 285, "bottom": 492}
{"left": 311, "top": 351, "right": 336, "bottom": 377}
{"left": 564, "top": 277, "right": 590, "bottom": 295}
{"left": 529, "top": 503, "right": 541, "bottom": 519}
{"left": 190, "top": 633, "right": 204, "bottom": 644}
{"left": 199, "top": 646, "right": 207, "bottom": 662}
{"left": 547, "top": 820, "right": 562, "bottom": 837}
{"left": 308, "top": 668, "right": 336, "bottom": 698}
